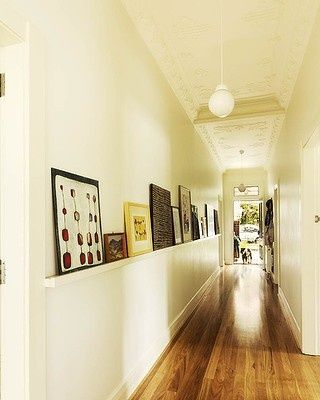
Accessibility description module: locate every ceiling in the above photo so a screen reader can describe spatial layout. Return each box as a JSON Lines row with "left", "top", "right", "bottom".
{"left": 122, "top": 0, "right": 320, "bottom": 170}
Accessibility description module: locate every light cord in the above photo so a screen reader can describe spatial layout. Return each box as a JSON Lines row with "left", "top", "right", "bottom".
{"left": 220, "top": 0, "right": 223, "bottom": 85}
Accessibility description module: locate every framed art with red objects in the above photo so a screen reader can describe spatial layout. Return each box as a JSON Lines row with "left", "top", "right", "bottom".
{"left": 51, "top": 168, "right": 104, "bottom": 275}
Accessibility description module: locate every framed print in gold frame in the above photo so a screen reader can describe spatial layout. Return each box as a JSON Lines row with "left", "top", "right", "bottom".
{"left": 124, "top": 202, "right": 153, "bottom": 257}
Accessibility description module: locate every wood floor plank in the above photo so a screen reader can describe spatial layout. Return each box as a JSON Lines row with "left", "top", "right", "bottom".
{"left": 130, "top": 265, "right": 320, "bottom": 400}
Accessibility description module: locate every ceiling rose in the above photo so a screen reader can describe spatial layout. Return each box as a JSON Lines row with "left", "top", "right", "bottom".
{"left": 237, "top": 150, "right": 247, "bottom": 193}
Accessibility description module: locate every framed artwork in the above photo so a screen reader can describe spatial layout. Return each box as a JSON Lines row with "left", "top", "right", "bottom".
{"left": 51, "top": 168, "right": 104, "bottom": 275}
{"left": 104, "top": 233, "right": 127, "bottom": 262}
{"left": 150, "top": 184, "right": 173, "bottom": 250}
{"left": 205, "top": 204, "right": 215, "bottom": 237}
{"left": 199, "top": 218, "right": 204, "bottom": 239}
{"left": 191, "top": 205, "right": 200, "bottom": 240}
{"left": 201, "top": 216, "right": 207, "bottom": 237}
{"left": 172, "top": 206, "right": 182, "bottom": 245}
{"left": 124, "top": 202, "right": 153, "bottom": 257}
{"left": 179, "top": 185, "right": 192, "bottom": 243}
{"left": 214, "top": 209, "right": 220, "bottom": 235}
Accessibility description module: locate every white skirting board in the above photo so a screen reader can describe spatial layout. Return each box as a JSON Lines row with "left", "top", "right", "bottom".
{"left": 106, "top": 266, "right": 221, "bottom": 400}
{"left": 278, "top": 287, "right": 302, "bottom": 349}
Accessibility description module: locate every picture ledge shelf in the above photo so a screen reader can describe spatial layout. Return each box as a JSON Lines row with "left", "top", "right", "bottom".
{"left": 45, "top": 235, "right": 221, "bottom": 288}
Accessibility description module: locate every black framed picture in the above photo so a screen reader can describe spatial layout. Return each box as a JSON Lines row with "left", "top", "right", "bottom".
{"left": 214, "top": 209, "right": 220, "bottom": 234}
{"left": 51, "top": 168, "right": 104, "bottom": 275}
{"left": 150, "top": 184, "right": 173, "bottom": 250}
{"left": 179, "top": 185, "right": 192, "bottom": 242}
{"left": 191, "top": 205, "right": 200, "bottom": 240}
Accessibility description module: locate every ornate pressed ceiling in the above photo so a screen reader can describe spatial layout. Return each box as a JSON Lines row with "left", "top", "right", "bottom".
{"left": 121, "top": 0, "right": 320, "bottom": 170}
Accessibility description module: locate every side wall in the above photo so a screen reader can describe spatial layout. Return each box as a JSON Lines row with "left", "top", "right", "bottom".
{"left": 8, "top": 0, "right": 222, "bottom": 399}
{"left": 268, "top": 6, "right": 320, "bottom": 333}
{"left": 223, "top": 168, "right": 267, "bottom": 265}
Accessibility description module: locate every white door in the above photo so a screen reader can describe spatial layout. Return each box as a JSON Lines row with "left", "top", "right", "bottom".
{"left": 218, "top": 196, "right": 224, "bottom": 266}
{"left": 0, "top": 43, "right": 26, "bottom": 399}
{"left": 302, "top": 127, "right": 320, "bottom": 355}
{"left": 0, "top": 52, "right": 2, "bottom": 398}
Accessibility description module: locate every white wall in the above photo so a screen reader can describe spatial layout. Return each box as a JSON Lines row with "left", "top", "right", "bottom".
{"left": 7, "top": 0, "right": 222, "bottom": 399}
{"left": 268, "top": 6, "right": 320, "bottom": 335}
{"left": 223, "top": 168, "right": 267, "bottom": 265}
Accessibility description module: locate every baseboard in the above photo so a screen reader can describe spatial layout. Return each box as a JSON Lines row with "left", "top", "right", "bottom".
{"left": 278, "top": 287, "right": 302, "bottom": 349}
{"left": 106, "top": 266, "right": 221, "bottom": 400}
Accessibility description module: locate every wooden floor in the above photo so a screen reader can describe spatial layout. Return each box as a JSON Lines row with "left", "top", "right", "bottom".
{"left": 131, "top": 265, "right": 320, "bottom": 400}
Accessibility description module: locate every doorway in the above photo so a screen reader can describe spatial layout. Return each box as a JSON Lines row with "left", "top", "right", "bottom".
{"left": 0, "top": 34, "right": 26, "bottom": 400}
{"left": 301, "top": 125, "right": 320, "bottom": 355}
{"left": 233, "top": 200, "right": 263, "bottom": 266}
{"left": 0, "top": 8, "right": 46, "bottom": 399}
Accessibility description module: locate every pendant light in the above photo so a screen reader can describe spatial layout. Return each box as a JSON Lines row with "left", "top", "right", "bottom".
{"left": 209, "top": 0, "right": 235, "bottom": 118}
{"left": 238, "top": 150, "right": 247, "bottom": 193}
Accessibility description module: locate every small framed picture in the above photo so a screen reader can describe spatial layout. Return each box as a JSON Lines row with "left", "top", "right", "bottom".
{"left": 172, "top": 206, "right": 182, "bottom": 245}
{"left": 205, "top": 204, "right": 215, "bottom": 237}
{"left": 191, "top": 205, "right": 200, "bottom": 240}
{"left": 124, "top": 202, "right": 153, "bottom": 257}
{"left": 179, "top": 185, "right": 192, "bottom": 243}
{"left": 214, "top": 209, "right": 220, "bottom": 234}
{"left": 201, "top": 216, "right": 207, "bottom": 237}
{"left": 104, "top": 233, "right": 127, "bottom": 262}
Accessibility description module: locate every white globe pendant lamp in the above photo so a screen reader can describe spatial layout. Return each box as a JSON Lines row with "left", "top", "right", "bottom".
{"left": 238, "top": 150, "right": 247, "bottom": 193}
{"left": 238, "top": 182, "right": 247, "bottom": 193}
{"left": 209, "top": 0, "right": 234, "bottom": 118}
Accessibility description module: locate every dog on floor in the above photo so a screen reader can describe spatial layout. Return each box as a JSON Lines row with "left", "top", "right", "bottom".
{"left": 241, "top": 248, "right": 247, "bottom": 264}
{"left": 246, "top": 248, "right": 252, "bottom": 264}
{"left": 241, "top": 248, "right": 252, "bottom": 264}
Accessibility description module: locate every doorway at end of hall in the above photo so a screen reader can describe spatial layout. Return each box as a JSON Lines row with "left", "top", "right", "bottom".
{"left": 233, "top": 200, "right": 263, "bottom": 266}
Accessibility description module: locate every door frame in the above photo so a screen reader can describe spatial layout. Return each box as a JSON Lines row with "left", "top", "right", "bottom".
{"left": 232, "top": 199, "right": 264, "bottom": 266}
{"left": 273, "top": 184, "right": 280, "bottom": 285}
{"left": 218, "top": 195, "right": 224, "bottom": 266}
{"left": 0, "top": 6, "right": 46, "bottom": 399}
{"left": 301, "top": 124, "right": 320, "bottom": 355}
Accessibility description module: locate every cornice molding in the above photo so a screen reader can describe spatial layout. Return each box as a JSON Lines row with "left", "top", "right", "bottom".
{"left": 121, "top": 0, "right": 198, "bottom": 120}
{"left": 196, "top": 125, "right": 224, "bottom": 171}
{"left": 265, "top": 115, "right": 285, "bottom": 166}
{"left": 194, "top": 95, "right": 285, "bottom": 125}
{"left": 278, "top": 0, "right": 320, "bottom": 108}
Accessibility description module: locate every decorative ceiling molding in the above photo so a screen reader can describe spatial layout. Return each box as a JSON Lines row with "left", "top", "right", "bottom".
{"left": 194, "top": 95, "right": 284, "bottom": 125}
{"left": 172, "top": 16, "right": 214, "bottom": 38}
{"left": 277, "top": 0, "right": 320, "bottom": 107}
{"left": 122, "top": 0, "right": 320, "bottom": 171}
{"left": 121, "top": 0, "right": 198, "bottom": 120}
{"left": 242, "top": 5, "right": 280, "bottom": 25}
{"left": 197, "top": 115, "right": 282, "bottom": 169}
{"left": 196, "top": 125, "right": 224, "bottom": 171}
{"left": 265, "top": 115, "right": 285, "bottom": 165}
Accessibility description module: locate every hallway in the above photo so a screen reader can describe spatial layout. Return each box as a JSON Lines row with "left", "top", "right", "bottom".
{"left": 131, "top": 265, "right": 320, "bottom": 400}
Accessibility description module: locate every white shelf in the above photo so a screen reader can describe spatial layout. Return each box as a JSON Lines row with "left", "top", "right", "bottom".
{"left": 45, "top": 235, "right": 220, "bottom": 288}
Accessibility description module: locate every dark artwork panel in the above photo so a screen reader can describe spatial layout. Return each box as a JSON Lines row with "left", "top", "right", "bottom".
{"left": 191, "top": 205, "right": 200, "bottom": 240}
{"left": 150, "top": 184, "right": 174, "bottom": 250}
{"left": 51, "top": 168, "right": 104, "bottom": 275}
{"left": 214, "top": 209, "right": 220, "bottom": 235}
